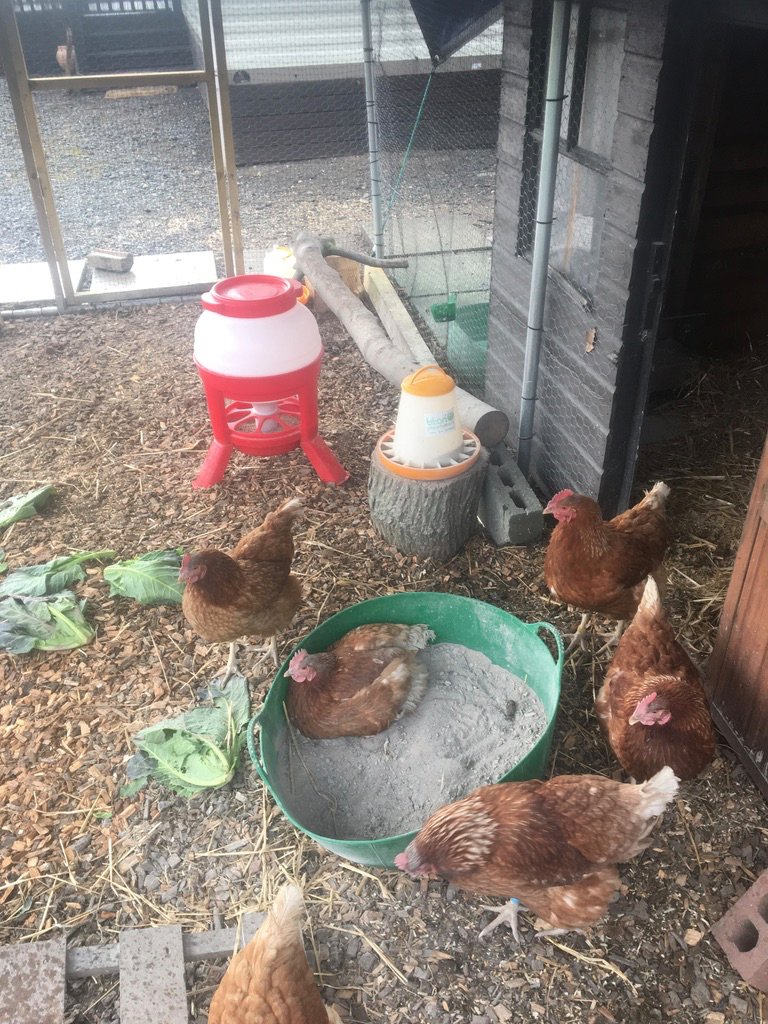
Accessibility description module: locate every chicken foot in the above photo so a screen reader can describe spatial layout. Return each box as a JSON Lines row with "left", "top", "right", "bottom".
{"left": 563, "top": 612, "right": 592, "bottom": 656}
{"left": 479, "top": 899, "right": 588, "bottom": 943}
{"left": 214, "top": 636, "right": 280, "bottom": 682}
{"left": 479, "top": 897, "right": 522, "bottom": 941}
{"left": 594, "top": 619, "right": 626, "bottom": 655}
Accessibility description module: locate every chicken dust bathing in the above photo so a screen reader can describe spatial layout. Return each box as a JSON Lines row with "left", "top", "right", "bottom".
{"left": 271, "top": 643, "right": 548, "bottom": 840}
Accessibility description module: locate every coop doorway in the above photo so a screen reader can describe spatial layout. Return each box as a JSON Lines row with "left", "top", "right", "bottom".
{"left": 658, "top": 21, "right": 768, "bottom": 369}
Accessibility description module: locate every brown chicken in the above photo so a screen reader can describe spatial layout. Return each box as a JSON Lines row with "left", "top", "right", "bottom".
{"left": 595, "top": 575, "right": 716, "bottom": 781}
{"left": 543, "top": 481, "right": 671, "bottom": 652}
{"left": 285, "top": 622, "right": 435, "bottom": 738}
{"left": 395, "top": 766, "right": 679, "bottom": 940}
{"left": 179, "top": 497, "right": 302, "bottom": 680}
{"left": 208, "top": 882, "right": 342, "bottom": 1024}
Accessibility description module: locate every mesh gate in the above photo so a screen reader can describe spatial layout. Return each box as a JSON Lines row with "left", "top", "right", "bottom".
{"left": 2, "top": 0, "right": 503, "bottom": 412}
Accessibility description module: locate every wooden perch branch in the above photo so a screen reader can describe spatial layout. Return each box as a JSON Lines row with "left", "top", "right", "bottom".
{"left": 292, "top": 231, "right": 509, "bottom": 448}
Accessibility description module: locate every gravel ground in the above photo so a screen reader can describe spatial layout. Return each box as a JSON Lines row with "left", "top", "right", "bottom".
{"left": 1, "top": 302, "right": 767, "bottom": 1024}
{"left": 0, "top": 78, "right": 496, "bottom": 274}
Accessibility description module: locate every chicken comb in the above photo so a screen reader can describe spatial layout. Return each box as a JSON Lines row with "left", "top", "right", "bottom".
{"left": 549, "top": 488, "right": 574, "bottom": 505}
{"left": 286, "top": 648, "right": 309, "bottom": 679}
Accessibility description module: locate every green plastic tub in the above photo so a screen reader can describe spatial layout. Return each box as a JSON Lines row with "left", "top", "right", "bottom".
{"left": 246, "top": 592, "right": 563, "bottom": 867}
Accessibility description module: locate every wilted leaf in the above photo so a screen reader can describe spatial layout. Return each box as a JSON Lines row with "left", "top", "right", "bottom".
{"left": 0, "top": 550, "right": 115, "bottom": 598}
{"left": 0, "top": 592, "right": 96, "bottom": 652}
{"left": 104, "top": 549, "right": 184, "bottom": 605}
{"left": 0, "top": 485, "right": 55, "bottom": 530}
{"left": 126, "top": 675, "right": 251, "bottom": 797}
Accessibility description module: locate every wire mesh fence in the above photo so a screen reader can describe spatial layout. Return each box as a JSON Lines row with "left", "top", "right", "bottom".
{"left": 2, "top": 0, "right": 503, "bottom": 404}
{"left": 370, "top": 0, "right": 502, "bottom": 399}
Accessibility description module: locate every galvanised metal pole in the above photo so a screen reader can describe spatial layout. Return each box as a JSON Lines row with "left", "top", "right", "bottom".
{"left": 361, "top": 0, "right": 385, "bottom": 257}
{"left": 517, "top": 0, "right": 571, "bottom": 476}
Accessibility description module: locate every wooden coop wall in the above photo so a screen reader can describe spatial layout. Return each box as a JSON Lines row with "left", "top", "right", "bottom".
{"left": 486, "top": 0, "right": 670, "bottom": 507}
{"left": 706, "top": 432, "right": 768, "bottom": 799}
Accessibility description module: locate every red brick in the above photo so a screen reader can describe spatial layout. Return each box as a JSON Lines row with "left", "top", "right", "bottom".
{"left": 712, "top": 869, "right": 768, "bottom": 992}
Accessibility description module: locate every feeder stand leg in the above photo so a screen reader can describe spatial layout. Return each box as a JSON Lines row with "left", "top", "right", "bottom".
{"left": 297, "top": 380, "right": 349, "bottom": 485}
{"left": 194, "top": 440, "right": 233, "bottom": 488}
{"left": 194, "top": 380, "right": 234, "bottom": 488}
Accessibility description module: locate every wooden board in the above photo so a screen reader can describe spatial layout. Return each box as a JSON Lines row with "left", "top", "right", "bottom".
{"left": 706, "top": 431, "right": 768, "bottom": 797}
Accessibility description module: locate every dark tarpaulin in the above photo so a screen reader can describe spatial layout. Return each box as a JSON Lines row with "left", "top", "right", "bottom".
{"left": 408, "top": 0, "right": 503, "bottom": 64}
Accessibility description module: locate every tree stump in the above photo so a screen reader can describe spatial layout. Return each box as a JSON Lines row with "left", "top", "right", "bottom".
{"left": 368, "top": 447, "right": 489, "bottom": 561}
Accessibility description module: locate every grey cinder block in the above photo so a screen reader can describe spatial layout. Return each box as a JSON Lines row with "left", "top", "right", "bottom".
{"left": 87, "top": 249, "right": 134, "bottom": 273}
{"left": 478, "top": 444, "right": 543, "bottom": 545}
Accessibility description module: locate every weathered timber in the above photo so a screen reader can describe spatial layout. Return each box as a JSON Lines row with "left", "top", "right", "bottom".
{"left": 293, "top": 231, "right": 509, "bottom": 447}
{"left": 367, "top": 448, "right": 489, "bottom": 562}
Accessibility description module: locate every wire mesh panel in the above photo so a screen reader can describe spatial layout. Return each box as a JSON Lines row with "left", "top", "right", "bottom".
{"left": 1, "top": 0, "right": 233, "bottom": 306}
{"left": 183, "top": 0, "right": 378, "bottom": 268}
{"left": 3, "top": 0, "right": 502, "bottom": 328}
{"left": 370, "top": 0, "right": 502, "bottom": 398}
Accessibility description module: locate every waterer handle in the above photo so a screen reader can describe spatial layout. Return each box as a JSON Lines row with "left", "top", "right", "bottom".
{"left": 409, "top": 364, "right": 441, "bottom": 383}
{"left": 246, "top": 712, "right": 271, "bottom": 787}
{"left": 526, "top": 621, "right": 564, "bottom": 674}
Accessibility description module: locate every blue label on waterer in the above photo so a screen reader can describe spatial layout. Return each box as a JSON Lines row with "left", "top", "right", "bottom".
{"left": 424, "top": 410, "right": 455, "bottom": 436}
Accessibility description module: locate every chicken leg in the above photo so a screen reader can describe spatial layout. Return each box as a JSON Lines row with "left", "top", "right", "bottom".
{"left": 564, "top": 612, "right": 592, "bottom": 656}
{"left": 479, "top": 897, "right": 522, "bottom": 941}
{"left": 215, "top": 635, "right": 280, "bottom": 682}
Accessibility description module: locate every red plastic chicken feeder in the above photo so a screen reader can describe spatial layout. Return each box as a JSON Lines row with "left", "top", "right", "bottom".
{"left": 192, "top": 274, "right": 348, "bottom": 488}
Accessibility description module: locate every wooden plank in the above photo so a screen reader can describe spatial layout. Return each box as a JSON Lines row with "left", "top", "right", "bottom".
{"left": 617, "top": 52, "right": 662, "bottom": 123}
{"left": 610, "top": 111, "right": 655, "bottom": 182}
{"left": 596, "top": 220, "right": 639, "bottom": 294}
{"left": 709, "top": 136, "right": 768, "bottom": 173}
{"left": 695, "top": 209, "right": 768, "bottom": 255}
{"left": 67, "top": 915, "right": 265, "bottom": 978}
{"left": 713, "top": 525, "right": 768, "bottom": 750}
{"left": 119, "top": 925, "right": 189, "bottom": 1024}
{"left": 0, "top": 937, "right": 67, "bottom": 1024}
{"left": 625, "top": 0, "right": 668, "bottom": 59}
{"left": 707, "top": 432, "right": 768, "bottom": 781}
{"left": 499, "top": 71, "right": 528, "bottom": 124}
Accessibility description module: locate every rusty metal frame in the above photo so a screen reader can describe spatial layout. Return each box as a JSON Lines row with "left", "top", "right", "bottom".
{"left": 0, "top": 0, "right": 242, "bottom": 307}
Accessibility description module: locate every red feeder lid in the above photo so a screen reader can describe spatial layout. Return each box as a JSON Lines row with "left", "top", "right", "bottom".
{"left": 201, "top": 274, "right": 303, "bottom": 318}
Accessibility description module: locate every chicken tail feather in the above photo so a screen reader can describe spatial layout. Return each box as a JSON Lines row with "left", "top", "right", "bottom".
{"left": 273, "top": 496, "right": 303, "bottom": 522}
{"left": 642, "top": 481, "right": 670, "bottom": 509}
{"left": 404, "top": 624, "right": 437, "bottom": 650}
{"left": 635, "top": 765, "right": 679, "bottom": 817}
{"left": 637, "top": 574, "right": 661, "bottom": 616}
{"left": 268, "top": 881, "right": 306, "bottom": 931}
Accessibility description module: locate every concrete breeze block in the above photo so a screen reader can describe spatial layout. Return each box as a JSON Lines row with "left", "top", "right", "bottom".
{"left": 87, "top": 249, "right": 134, "bottom": 273}
{"left": 712, "top": 868, "right": 768, "bottom": 992}
{"left": 478, "top": 444, "right": 543, "bottom": 546}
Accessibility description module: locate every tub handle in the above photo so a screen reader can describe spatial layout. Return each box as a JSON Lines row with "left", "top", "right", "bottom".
{"left": 246, "top": 712, "right": 271, "bottom": 787}
{"left": 527, "top": 620, "right": 564, "bottom": 673}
